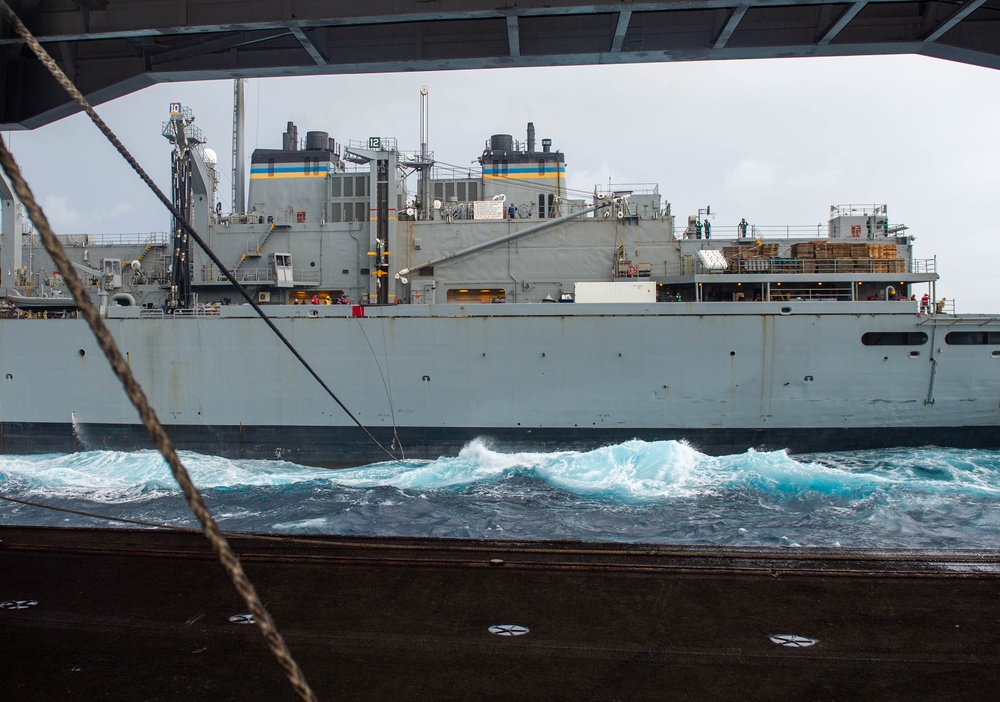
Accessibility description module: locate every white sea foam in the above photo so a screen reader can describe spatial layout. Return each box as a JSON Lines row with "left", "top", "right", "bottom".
{"left": 4, "top": 442, "right": 1000, "bottom": 547}
{"left": 326, "top": 438, "right": 537, "bottom": 489}
{"left": 0, "top": 449, "right": 331, "bottom": 503}
{"left": 3, "top": 441, "right": 1000, "bottom": 506}
{"left": 272, "top": 517, "right": 329, "bottom": 531}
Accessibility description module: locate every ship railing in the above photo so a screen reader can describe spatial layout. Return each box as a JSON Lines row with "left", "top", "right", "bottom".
{"left": 397, "top": 149, "right": 436, "bottom": 166}
{"left": 212, "top": 268, "right": 321, "bottom": 285}
{"left": 232, "top": 268, "right": 319, "bottom": 285}
{"left": 911, "top": 258, "right": 937, "bottom": 274}
{"left": 233, "top": 268, "right": 272, "bottom": 284}
{"left": 50, "top": 232, "right": 170, "bottom": 247}
{"left": 430, "top": 163, "right": 476, "bottom": 180}
{"left": 172, "top": 306, "right": 221, "bottom": 317}
{"left": 682, "top": 224, "right": 827, "bottom": 240}
{"left": 292, "top": 269, "right": 321, "bottom": 284}
{"left": 830, "top": 204, "right": 887, "bottom": 219}
{"left": 764, "top": 286, "right": 853, "bottom": 302}
{"left": 593, "top": 183, "right": 660, "bottom": 197}
{"left": 91, "top": 232, "right": 170, "bottom": 246}
{"left": 680, "top": 222, "right": 915, "bottom": 241}
{"left": 720, "top": 257, "right": 924, "bottom": 275}
{"left": 51, "top": 234, "right": 93, "bottom": 246}
{"left": 138, "top": 308, "right": 165, "bottom": 319}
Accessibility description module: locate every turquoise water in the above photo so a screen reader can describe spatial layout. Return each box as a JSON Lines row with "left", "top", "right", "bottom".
{"left": 2, "top": 439, "right": 1000, "bottom": 548}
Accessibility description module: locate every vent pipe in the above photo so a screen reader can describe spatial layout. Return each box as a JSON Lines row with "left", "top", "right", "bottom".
{"left": 283, "top": 122, "right": 298, "bottom": 151}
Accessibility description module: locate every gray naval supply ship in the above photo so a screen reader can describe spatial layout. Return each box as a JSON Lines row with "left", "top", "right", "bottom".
{"left": 0, "top": 99, "right": 998, "bottom": 464}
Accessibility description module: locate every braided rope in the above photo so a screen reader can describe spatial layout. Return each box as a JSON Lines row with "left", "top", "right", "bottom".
{"left": 0, "top": 6, "right": 318, "bottom": 700}
{"left": 0, "top": 134, "right": 319, "bottom": 702}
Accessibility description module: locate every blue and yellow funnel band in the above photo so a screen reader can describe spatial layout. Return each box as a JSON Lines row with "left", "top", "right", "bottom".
{"left": 250, "top": 165, "right": 330, "bottom": 179}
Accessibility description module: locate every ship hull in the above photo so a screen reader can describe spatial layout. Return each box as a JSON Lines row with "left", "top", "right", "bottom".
{"left": 2, "top": 301, "right": 997, "bottom": 464}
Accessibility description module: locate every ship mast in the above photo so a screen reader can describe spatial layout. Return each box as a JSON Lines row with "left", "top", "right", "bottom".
{"left": 418, "top": 85, "right": 431, "bottom": 220}
{"left": 231, "top": 79, "right": 246, "bottom": 215}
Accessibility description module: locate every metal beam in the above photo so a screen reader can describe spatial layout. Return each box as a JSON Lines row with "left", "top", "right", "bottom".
{"left": 713, "top": 5, "right": 748, "bottom": 50}
{"left": 817, "top": 2, "right": 867, "bottom": 46}
{"left": 611, "top": 10, "right": 632, "bottom": 53}
{"left": 0, "top": 0, "right": 948, "bottom": 46}
{"left": 923, "top": 0, "right": 989, "bottom": 42}
{"left": 507, "top": 15, "right": 520, "bottom": 58}
{"left": 289, "top": 26, "right": 327, "bottom": 66}
{"left": 145, "top": 31, "right": 287, "bottom": 67}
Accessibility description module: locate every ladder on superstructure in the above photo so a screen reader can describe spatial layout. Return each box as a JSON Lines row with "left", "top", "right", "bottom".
{"left": 230, "top": 224, "right": 276, "bottom": 279}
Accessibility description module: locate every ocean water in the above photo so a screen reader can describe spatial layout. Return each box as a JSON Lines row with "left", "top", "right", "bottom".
{"left": 2, "top": 438, "right": 1000, "bottom": 549}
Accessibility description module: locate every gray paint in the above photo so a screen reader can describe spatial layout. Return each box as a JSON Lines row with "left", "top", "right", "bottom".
{"left": 1, "top": 109, "right": 994, "bottom": 462}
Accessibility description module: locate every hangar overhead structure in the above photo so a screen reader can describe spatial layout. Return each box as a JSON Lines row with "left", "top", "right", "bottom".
{"left": 0, "top": 0, "right": 998, "bottom": 129}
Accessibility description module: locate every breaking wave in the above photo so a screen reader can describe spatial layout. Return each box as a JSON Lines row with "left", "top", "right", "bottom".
{"left": 3, "top": 439, "right": 1000, "bottom": 547}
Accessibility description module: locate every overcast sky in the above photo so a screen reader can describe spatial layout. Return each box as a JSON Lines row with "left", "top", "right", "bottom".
{"left": 5, "top": 54, "right": 998, "bottom": 311}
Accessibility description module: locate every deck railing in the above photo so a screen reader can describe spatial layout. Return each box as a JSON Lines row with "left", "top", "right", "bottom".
{"left": 51, "top": 232, "right": 171, "bottom": 247}
{"left": 696, "top": 257, "right": 937, "bottom": 276}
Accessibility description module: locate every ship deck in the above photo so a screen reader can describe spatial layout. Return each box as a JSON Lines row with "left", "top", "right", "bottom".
{"left": 2, "top": 526, "right": 998, "bottom": 700}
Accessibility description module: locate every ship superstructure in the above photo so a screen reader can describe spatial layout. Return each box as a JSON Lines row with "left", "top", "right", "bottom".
{"left": 0, "top": 105, "right": 937, "bottom": 312}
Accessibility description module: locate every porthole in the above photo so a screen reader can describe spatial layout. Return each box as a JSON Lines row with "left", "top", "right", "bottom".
{"left": 908, "top": 350, "right": 920, "bottom": 358}
{"left": 780, "top": 306, "right": 792, "bottom": 315}
{"left": 861, "top": 332, "right": 928, "bottom": 346}
{"left": 945, "top": 331, "right": 1000, "bottom": 345}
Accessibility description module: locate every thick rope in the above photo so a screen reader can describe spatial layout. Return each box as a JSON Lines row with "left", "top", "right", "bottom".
{"left": 0, "top": 2, "right": 398, "bottom": 463}
{"left": 0, "top": 135, "right": 318, "bottom": 702}
{"left": 0, "top": 10, "right": 320, "bottom": 700}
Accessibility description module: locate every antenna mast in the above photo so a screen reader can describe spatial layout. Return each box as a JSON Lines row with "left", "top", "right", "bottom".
{"left": 231, "top": 79, "right": 246, "bottom": 215}
{"left": 419, "top": 85, "right": 431, "bottom": 220}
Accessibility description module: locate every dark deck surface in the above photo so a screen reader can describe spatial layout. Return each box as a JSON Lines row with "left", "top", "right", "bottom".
{"left": 2, "top": 526, "right": 999, "bottom": 700}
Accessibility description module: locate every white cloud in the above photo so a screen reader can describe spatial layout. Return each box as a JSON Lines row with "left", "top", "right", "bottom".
{"left": 39, "top": 194, "right": 83, "bottom": 232}
{"left": 37, "top": 194, "right": 137, "bottom": 234}
{"left": 719, "top": 156, "right": 846, "bottom": 226}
